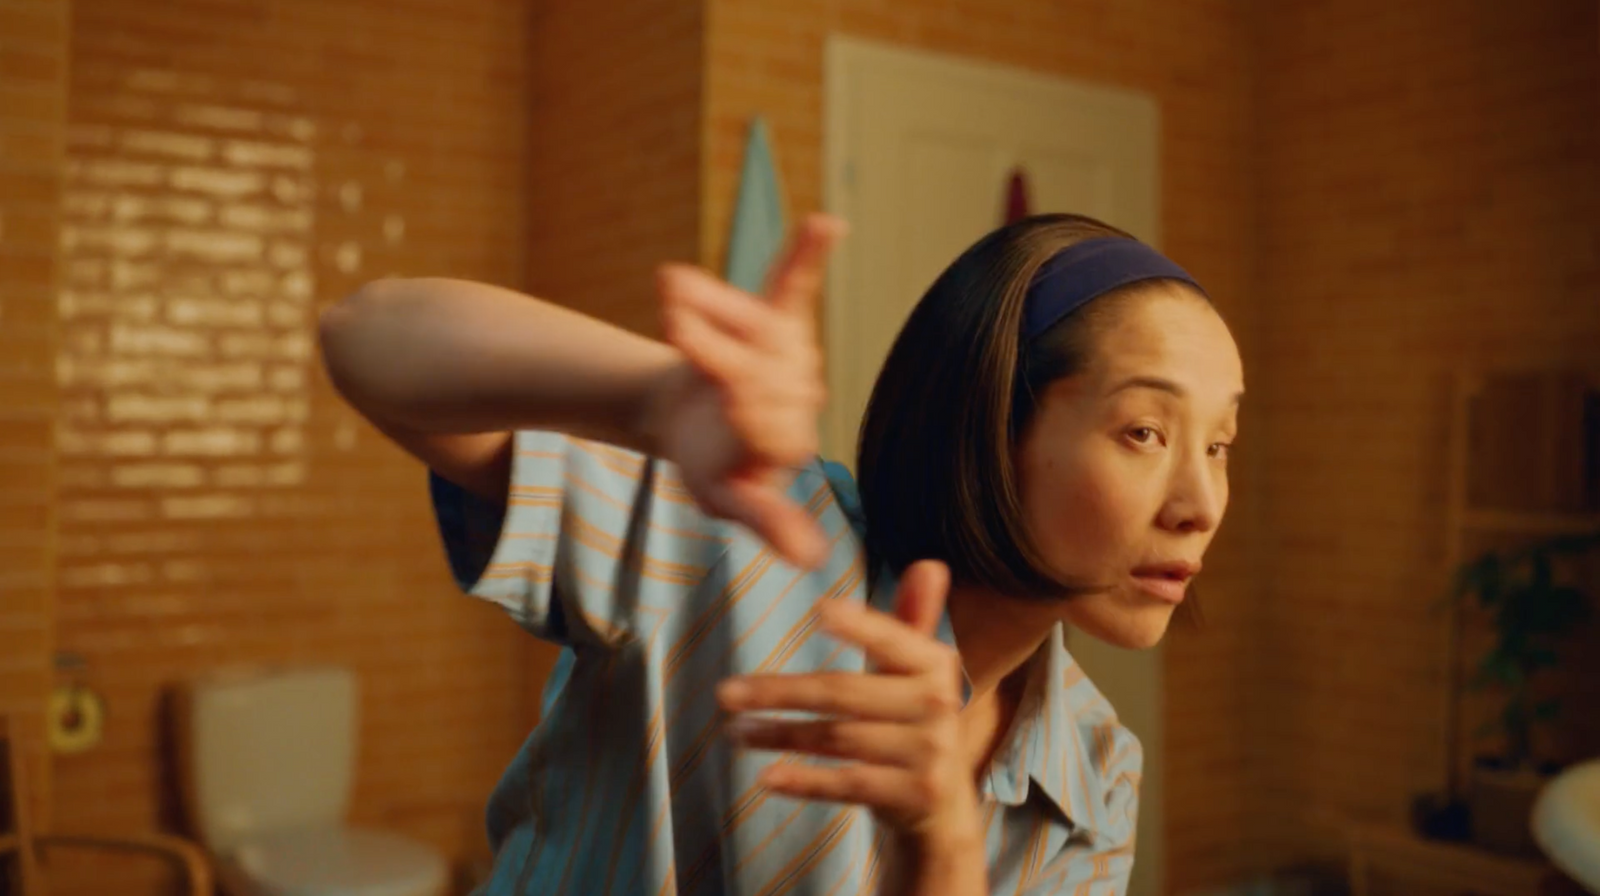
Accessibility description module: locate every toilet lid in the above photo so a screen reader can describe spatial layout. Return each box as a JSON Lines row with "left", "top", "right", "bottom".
{"left": 232, "top": 827, "right": 447, "bottom": 896}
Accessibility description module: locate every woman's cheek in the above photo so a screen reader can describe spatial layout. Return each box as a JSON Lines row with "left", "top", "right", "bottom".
{"left": 1026, "top": 458, "right": 1125, "bottom": 573}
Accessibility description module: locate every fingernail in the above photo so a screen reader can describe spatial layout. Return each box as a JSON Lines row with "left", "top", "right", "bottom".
{"left": 718, "top": 679, "right": 750, "bottom": 706}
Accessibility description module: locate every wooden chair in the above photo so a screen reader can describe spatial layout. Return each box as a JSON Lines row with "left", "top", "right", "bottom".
{"left": 0, "top": 715, "right": 213, "bottom": 896}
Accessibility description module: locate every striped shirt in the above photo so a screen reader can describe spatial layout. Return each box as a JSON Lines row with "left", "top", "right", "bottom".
{"left": 433, "top": 430, "right": 1142, "bottom": 895}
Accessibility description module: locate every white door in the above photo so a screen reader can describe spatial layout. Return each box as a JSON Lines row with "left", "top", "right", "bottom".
{"left": 824, "top": 36, "right": 1166, "bottom": 896}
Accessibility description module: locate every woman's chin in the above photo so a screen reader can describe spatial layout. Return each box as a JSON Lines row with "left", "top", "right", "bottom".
{"left": 1065, "top": 599, "right": 1175, "bottom": 650}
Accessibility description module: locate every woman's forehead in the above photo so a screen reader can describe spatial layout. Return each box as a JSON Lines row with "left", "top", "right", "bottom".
{"left": 1089, "top": 290, "right": 1244, "bottom": 397}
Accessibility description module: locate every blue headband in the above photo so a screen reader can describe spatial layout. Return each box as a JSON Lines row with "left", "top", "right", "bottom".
{"left": 1023, "top": 237, "right": 1205, "bottom": 341}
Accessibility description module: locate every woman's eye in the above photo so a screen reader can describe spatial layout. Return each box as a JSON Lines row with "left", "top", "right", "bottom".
{"left": 1127, "top": 426, "right": 1160, "bottom": 445}
{"left": 1209, "top": 442, "right": 1233, "bottom": 461}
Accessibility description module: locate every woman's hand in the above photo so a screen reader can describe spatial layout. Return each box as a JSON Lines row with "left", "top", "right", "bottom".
{"left": 717, "top": 561, "right": 985, "bottom": 849}
{"left": 647, "top": 214, "right": 844, "bottom": 569}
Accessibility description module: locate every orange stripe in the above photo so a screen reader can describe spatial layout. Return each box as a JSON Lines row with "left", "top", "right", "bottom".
{"left": 821, "top": 854, "right": 860, "bottom": 896}
{"left": 726, "top": 524, "right": 855, "bottom": 661}
{"left": 863, "top": 825, "right": 890, "bottom": 893}
{"left": 574, "top": 440, "right": 645, "bottom": 472}
{"left": 1095, "top": 722, "right": 1116, "bottom": 776}
{"left": 599, "top": 701, "right": 665, "bottom": 895}
{"left": 554, "top": 652, "right": 620, "bottom": 892}
{"left": 1018, "top": 813, "right": 1050, "bottom": 891}
{"left": 674, "top": 754, "right": 803, "bottom": 891}
{"left": 994, "top": 808, "right": 1010, "bottom": 887}
{"left": 481, "top": 560, "right": 553, "bottom": 582}
{"left": 1041, "top": 841, "right": 1089, "bottom": 893}
{"left": 576, "top": 441, "right": 698, "bottom": 503}
{"left": 523, "top": 438, "right": 703, "bottom": 525}
{"left": 593, "top": 603, "right": 671, "bottom": 868}
{"left": 664, "top": 549, "right": 778, "bottom": 682}
{"left": 757, "top": 810, "right": 857, "bottom": 896}
{"left": 502, "top": 531, "right": 558, "bottom": 542}
{"left": 1059, "top": 734, "right": 1071, "bottom": 818}
{"left": 566, "top": 512, "right": 709, "bottom": 585}
{"left": 1053, "top": 842, "right": 1128, "bottom": 895}
{"left": 659, "top": 483, "right": 831, "bottom": 675}
{"left": 659, "top": 562, "right": 865, "bottom": 791}
{"left": 733, "top": 796, "right": 811, "bottom": 874}
{"left": 982, "top": 798, "right": 1001, "bottom": 832}
{"left": 1074, "top": 733, "right": 1094, "bottom": 835}
{"left": 653, "top": 862, "right": 678, "bottom": 896}
{"left": 662, "top": 480, "right": 834, "bottom": 684}
{"left": 575, "top": 605, "right": 628, "bottom": 646}
{"left": 518, "top": 474, "right": 722, "bottom": 543}
{"left": 507, "top": 494, "right": 561, "bottom": 508}
{"left": 1038, "top": 685, "right": 1061, "bottom": 821}
{"left": 1062, "top": 661, "right": 1086, "bottom": 689}
{"left": 673, "top": 639, "right": 851, "bottom": 892}
{"left": 576, "top": 442, "right": 702, "bottom": 508}
{"left": 759, "top": 610, "right": 827, "bottom": 677}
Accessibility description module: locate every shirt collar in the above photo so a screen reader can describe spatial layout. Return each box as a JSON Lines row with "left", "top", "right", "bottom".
{"left": 986, "top": 626, "right": 1113, "bottom": 839}
{"left": 819, "top": 460, "right": 1129, "bottom": 842}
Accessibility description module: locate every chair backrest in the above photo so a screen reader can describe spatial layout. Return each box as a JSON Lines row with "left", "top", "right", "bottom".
{"left": 0, "top": 715, "right": 41, "bottom": 896}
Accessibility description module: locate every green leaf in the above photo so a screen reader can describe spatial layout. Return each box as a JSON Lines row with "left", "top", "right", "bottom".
{"left": 1459, "top": 555, "right": 1505, "bottom": 609}
{"left": 1531, "top": 552, "right": 1553, "bottom": 591}
{"left": 1524, "top": 646, "right": 1560, "bottom": 670}
{"left": 1515, "top": 587, "right": 1589, "bottom": 636}
{"left": 1470, "top": 652, "right": 1522, "bottom": 689}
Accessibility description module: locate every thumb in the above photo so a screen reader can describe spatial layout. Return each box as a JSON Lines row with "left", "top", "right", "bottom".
{"left": 894, "top": 560, "right": 950, "bottom": 637}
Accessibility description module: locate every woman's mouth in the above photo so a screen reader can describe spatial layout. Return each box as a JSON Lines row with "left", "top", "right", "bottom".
{"left": 1129, "top": 562, "right": 1199, "bottom": 604}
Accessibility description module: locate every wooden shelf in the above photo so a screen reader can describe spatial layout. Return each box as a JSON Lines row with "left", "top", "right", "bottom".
{"left": 1348, "top": 823, "right": 1557, "bottom": 896}
{"left": 1462, "top": 509, "right": 1600, "bottom": 537}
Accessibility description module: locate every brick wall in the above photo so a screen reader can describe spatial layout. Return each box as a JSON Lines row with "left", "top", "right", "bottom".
{"left": 701, "top": 1, "right": 1261, "bottom": 890}
{"left": 524, "top": 0, "right": 704, "bottom": 339}
{"left": 1253, "top": 0, "right": 1600, "bottom": 871}
{"left": 0, "top": 0, "right": 68, "bottom": 834}
{"left": 45, "top": 0, "right": 534, "bottom": 891}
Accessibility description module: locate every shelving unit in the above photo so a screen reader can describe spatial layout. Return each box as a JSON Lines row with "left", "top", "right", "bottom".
{"left": 1440, "top": 366, "right": 1600, "bottom": 805}
{"left": 1347, "top": 823, "right": 1558, "bottom": 896}
{"left": 1350, "top": 366, "right": 1600, "bottom": 896}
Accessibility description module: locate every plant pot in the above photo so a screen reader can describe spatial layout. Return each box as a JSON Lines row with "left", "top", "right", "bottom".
{"left": 1469, "top": 759, "right": 1553, "bottom": 857}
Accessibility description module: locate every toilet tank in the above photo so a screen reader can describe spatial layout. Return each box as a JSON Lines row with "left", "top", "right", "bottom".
{"left": 176, "top": 666, "right": 357, "bottom": 852}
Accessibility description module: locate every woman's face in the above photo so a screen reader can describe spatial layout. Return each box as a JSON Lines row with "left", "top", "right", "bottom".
{"left": 1018, "top": 285, "right": 1244, "bottom": 649}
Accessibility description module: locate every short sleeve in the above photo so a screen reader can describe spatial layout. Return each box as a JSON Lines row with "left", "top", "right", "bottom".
{"left": 430, "top": 429, "right": 726, "bottom": 648}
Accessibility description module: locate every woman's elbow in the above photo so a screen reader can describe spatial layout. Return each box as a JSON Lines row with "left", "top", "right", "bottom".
{"left": 318, "top": 279, "right": 410, "bottom": 407}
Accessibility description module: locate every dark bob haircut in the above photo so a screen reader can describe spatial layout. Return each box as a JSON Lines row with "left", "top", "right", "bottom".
{"left": 855, "top": 213, "right": 1209, "bottom": 601}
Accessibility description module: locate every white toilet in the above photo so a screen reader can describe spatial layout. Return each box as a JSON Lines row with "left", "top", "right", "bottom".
{"left": 175, "top": 666, "right": 449, "bottom": 896}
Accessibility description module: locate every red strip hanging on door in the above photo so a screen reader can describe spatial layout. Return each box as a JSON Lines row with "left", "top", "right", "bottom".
{"left": 1004, "top": 167, "right": 1031, "bottom": 225}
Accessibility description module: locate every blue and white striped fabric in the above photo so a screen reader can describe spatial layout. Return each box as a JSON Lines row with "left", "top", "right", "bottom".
{"left": 433, "top": 430, "right": 1143, "bottom": 895}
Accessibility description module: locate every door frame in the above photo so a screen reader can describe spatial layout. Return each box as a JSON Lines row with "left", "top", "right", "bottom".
{"left": 822, "top": 35, "right": 1167, "bottom": 896}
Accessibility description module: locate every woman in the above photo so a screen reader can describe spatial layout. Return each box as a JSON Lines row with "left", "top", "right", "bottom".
{"left": 319, "top": 212, "right": 1244, "bottom": 895}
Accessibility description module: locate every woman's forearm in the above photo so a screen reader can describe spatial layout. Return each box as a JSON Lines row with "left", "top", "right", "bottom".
{"left": 318, "top": 277, "right": 681, "bottom": 453}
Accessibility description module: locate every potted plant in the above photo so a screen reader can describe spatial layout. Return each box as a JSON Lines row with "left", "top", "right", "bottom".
{"left": 1449, "top": 528, "right": 1600, "bottom": 856}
